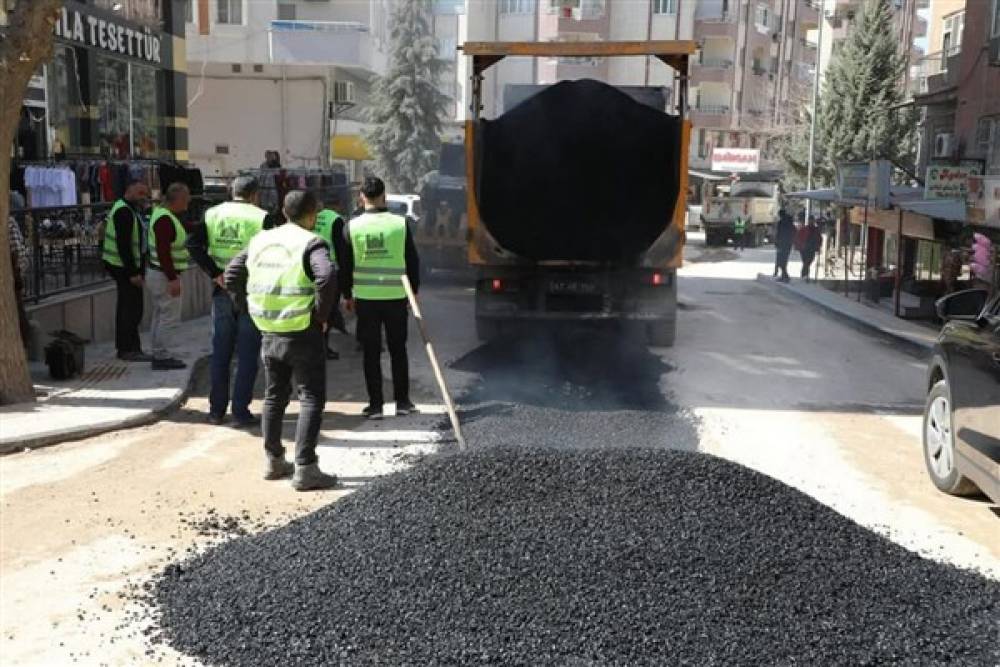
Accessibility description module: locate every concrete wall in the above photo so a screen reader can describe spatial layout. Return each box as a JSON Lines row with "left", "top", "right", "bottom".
{"left": 27, "top": 270, "right": 214, "bottom": 356}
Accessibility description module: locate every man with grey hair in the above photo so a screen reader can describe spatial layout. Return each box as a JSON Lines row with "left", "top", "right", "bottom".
{"left": 147, "top": 183, "right": 193, "bottom": 370}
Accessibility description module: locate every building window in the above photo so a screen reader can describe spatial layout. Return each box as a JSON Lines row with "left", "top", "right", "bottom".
{"left": 217, "top": 0, "right": 243, "bottom": 25}
{"left": 501, "top": 0, "right": 535, "bottom": 14}
{"left": 46, "top": 45, "right": 85, "bottom": 156}
{"left": 653, "top": 0, "right": 677, "bottom": 15}
{"left": 95, "top": 54, "right": 131, "bottom": 159}
{"left": 755, "top": 4, "right": 770, "bottom": 29}
{"left": 993, "top": 0, "right": 1000, "bottom": 38}
{"left": 942, "top": 11, "right": 963, "bottom": 57}
{"left": 277, "top": 3, "right": 296, "bottom": 21}
{"left": 185, "top": 0, "right": 194, "bottom": 23}
{"left": 697, "top": 129, "right": 707, "bottom": 158}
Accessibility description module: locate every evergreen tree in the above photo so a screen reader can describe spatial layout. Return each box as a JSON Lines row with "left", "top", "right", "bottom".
{"left": 779, "top": 106, "right": 832, "bottom": 193}
{"left": 366, "top": 0, "right": 450, "bottom": 193}
{"left": 816, "top": 0, "right": 916, "bottom": 176}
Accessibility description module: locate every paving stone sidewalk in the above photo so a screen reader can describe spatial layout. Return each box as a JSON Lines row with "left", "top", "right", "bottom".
{"left": 0, "top": 317, "right": 212, "bottom": 454}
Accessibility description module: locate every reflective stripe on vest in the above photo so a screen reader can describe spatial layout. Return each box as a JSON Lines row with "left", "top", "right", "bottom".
{"left": 246, "top": 223, "right": 316, "bottom": 333}
{"left": 204, "top": 201, "right": 266, "bottom": 269}
{"left": 349, "top": 211, "right": 406, "bottom": 300}
{"left": 148, "top": 207, "right": 190, "bottom": 272}
{"left": 101, "top": 199, "right": 143, "bottom": 268}
{"left": 313, "top": 209, "right": 340, "bottom": 262}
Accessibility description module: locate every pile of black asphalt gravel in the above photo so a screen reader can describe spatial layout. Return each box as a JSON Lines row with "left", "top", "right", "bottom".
{"left": 151, "top": 447, "right": 999, "bottom": 666}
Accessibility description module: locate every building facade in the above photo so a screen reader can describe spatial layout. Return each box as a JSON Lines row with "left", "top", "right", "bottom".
{"left": 184, "top": 0, "right": 393, "bottom": 177}
{"left": 12, "top": 0, "right": 189, "bottom": 162}
{"left": 914, "top": 0, "right": 1000, "bottom": 176}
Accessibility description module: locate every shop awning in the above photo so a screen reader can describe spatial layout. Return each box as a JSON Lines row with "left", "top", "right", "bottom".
{"left": 786, "top": 188, "right": 838, "bottom": 202}
{"left": 895, "top": 198, "right": 966, "bottom": 223}
{"left": 331, "top": 134, "right": 372, "bottom": 161}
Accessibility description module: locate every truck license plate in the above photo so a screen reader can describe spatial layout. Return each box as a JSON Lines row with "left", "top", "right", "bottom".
{"left": 549, "top": 279, "right": 597, "bottom": 294}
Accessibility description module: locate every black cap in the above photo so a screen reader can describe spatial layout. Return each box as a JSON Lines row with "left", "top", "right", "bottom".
{"left": 361, "top": 176, "right": 386, "bottom": 199}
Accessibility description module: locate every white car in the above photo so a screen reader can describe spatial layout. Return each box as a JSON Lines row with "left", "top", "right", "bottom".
{"left": 387, "top": 194, "right": 421, "bottom": 221}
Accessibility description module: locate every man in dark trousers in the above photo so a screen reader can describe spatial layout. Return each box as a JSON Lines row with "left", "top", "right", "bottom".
{"left": 797, "top": 217, "right": 823, "bottom": 282}
{"left": 225, "top": 190, "right": 339, "bottom": 491}
{"left": 101, "top": 180, "right": 151, "bottom": 361}
{"left": 187, "top": 176, "right": 267, "bottom": 427}
{"left": 774, "top": 206, "right": 795, "bottom": 283}
{"left": 341, "top": 176, "right": 420, "bottom": 420}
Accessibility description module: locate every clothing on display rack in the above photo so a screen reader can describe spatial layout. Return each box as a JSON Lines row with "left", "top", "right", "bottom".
{"left": 24, "top": 166, "right": 78, "bottom": 208}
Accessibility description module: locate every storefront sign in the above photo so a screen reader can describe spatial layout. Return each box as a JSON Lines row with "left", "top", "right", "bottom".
{"left": 711, "top": 148, "right": 760, "bottom": 173}
{"left": 966, "top": 176, "right": 1000, "bottom": 229}
{"left": 836, "top": 160, "right": 891, "bottom": 209}
{"left": 54, "top": 5, "right": 162, "bottom": 64}
{"left": 925, "top": 164, "right": 982, "bottom": 200}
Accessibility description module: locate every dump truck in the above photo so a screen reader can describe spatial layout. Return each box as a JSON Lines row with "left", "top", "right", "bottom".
{"left": 460, "top": 41, "right": 694, "bottom": 346}
{"left": 700, "top": 177, "right": 780, "bottom": 247}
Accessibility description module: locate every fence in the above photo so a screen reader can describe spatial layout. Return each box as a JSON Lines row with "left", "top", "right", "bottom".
{"left": 10, "top": 197, "right": 219, "bottom": 304}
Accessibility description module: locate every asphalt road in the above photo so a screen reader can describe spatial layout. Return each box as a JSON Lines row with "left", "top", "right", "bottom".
{"left": 1, "top": 234, "right": 997, "bottom": 665}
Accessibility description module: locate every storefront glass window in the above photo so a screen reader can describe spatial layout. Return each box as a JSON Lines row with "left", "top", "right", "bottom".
{"left": 95, "top": 54, "right": 131, "bottom": 158}
{"left": 130, "top": 64, "right": 160, "bottom": 158}
{"left": 47, "top": 45, "right": 86, "bottom": 157}
{"left": 913, "top": 240, "right": 943, "bottom": 282}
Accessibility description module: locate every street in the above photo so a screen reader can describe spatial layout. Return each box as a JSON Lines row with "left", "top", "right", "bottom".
{"left": 1, "top": 234, "right": 997, "bottom": 665}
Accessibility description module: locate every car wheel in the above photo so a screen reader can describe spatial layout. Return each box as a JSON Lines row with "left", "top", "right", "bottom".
{"left": 922, "top": 380, "right": 978, "bottom": 496}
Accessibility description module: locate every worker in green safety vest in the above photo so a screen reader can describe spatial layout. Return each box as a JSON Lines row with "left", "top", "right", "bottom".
{"left": 313, "top": 198, "right": 348, "bottom": 359}
{"left": 733, "top": 216, "right": 748, "bottom": 251}
{"left": 147, "top": 183, "right": 192, "bottom": 371}
{"left": 102, "top": 180, "right": 151, "bottom": 362}
{"left": 187, "top": 176, "right": 268, "bottom": 428}
{"left": 224, "top": 190, "right": 339, "bottom": 491}
{"left": 341, "top": 176, "right": 421, "bottom": 421}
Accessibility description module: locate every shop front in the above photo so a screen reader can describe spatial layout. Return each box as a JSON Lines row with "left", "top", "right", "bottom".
{"left": 39, "top": 0, "right": 188, "bottom": 162}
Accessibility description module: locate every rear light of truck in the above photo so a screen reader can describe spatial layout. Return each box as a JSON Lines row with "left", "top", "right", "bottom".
{"left": 645, "top": 271, "right": 666, "bottom": 286}
{"left": 491, "top": 279, "right": 504, "bottom": 293}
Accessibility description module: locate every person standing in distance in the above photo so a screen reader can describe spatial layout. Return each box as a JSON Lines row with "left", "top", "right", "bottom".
{"left": 225, "top": 190, "right": 339, "bottom": 491}
{"left": 341, "top": 176, "right": 420, "bottom": 420}
{"left": 102, "top": 180, "right": 152, "bottom": 361}
{"left": 187, "top": 176, "right": 266, "bottom": 427}
{"left": 146, "top": 183, "right": 192, "bottom": 370}
{"left": 312, "top": 196, "right": 348, "bottom": 359}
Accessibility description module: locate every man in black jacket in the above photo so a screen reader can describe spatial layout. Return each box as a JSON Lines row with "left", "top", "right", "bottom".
{"left": 101, "top": 181, "right": 151, "bottom": 361}
{"left": 774, "top": 206, "right": 795, "bottom": 283}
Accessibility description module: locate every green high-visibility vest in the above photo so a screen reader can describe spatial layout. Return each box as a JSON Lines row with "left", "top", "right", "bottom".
{"left": 101, "top": 199, "right": 143, "bottom": 268}
{"left": 246, "top": 223, "right": 316, "bottom": 333}
{"left": 349, "top": 211, "right": 407, "bottom": 300}
{"left": 204, "top": 200, "right": 266, "bottom": 269}
{"left": 148, "top": 207, "right": 190, "bottom": 272}
{"left": 734, "top": 217, "right": 747, "bottom": 234}
{"left": 313, "top": 209, "right": 340, "bottom": 262}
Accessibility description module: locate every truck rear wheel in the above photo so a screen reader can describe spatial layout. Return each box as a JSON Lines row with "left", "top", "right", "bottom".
{"left": 646, "top": 320, "right": 676, "bottom": 347}
{"left": 476, "top": 316, "right": 502, "bottom": 341}
{"left": 705, "top": 230, "right": 722, "bottom": 247}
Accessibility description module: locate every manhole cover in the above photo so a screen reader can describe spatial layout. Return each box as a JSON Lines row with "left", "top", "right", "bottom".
{"left": 79, "top": 361, "right": 128, "bottom": 385}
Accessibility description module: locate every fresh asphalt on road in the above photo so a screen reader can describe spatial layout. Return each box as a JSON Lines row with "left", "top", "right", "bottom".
{"left": 0, "top": 233, "right": 997, "bottom": 665}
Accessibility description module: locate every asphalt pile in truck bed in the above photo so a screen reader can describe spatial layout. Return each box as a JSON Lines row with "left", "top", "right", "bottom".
{"left": 476, "top": 79, "right": 682, "bottom": 261}
{"left": 151, "top": 448, "right": 998, "bottom": 666}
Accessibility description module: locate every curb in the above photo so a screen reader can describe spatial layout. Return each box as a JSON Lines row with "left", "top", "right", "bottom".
{"left": 755, "top": 275, "right": 935, "bottom": 357}
{"left": 0, "top": 355, "right": 210, "bottom": 455}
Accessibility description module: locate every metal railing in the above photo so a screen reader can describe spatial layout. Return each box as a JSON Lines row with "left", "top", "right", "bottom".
{"left": 693, "top": 104, "right": 731, "bottom": 114}
{"left": 10, "top": 197, "right": 219, "bottom": 304}
{"left": 913, "top": 47, "right": 962, "bottom": 95}
{"left": 698, "top": 56, "right": 734, "bottom": 68}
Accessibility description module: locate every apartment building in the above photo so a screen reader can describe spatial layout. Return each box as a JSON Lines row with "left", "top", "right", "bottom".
{"left": 913, "top": 0, "right": 1000, "bottom": 176}
{"left": 184, "top": 0, "right": 394, "bottom": 177}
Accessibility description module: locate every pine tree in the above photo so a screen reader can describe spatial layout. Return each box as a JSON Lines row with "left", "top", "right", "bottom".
{"left": 816, "top": 0, "right": 916, "bottom": 176}
{"left": 366, "top": 0, "right": 449, "bottom": 193}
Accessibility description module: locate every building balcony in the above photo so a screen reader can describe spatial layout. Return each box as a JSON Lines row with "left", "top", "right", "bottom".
{"left": 913, "top": 47, "right": 962, "bottom": 103}
{"left": 267, "top": 21, "right": 377, "bottom": 74}
{"left": 694, "top": 10, "right": 739, "bottom": 38}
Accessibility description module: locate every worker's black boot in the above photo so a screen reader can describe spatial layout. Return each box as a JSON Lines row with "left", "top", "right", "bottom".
{"left": 292, "top": 464, "right": 339, "bottom": 492}
{"left": 264, "top": 454, "right": 294, "bottom": 481}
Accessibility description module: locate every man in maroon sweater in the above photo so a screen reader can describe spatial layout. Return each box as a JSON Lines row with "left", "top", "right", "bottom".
{"left": 147, "top": 183, "right": 193, "bottom": 370}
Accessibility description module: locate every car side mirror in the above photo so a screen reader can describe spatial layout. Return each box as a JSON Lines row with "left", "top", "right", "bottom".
{"left": 935, "top": 288, "right": 989, "bottom": 322}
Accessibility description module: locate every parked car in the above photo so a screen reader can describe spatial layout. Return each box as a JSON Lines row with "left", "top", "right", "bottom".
{"left": 923, "top": 288, "right": 1000, "bottom": 504}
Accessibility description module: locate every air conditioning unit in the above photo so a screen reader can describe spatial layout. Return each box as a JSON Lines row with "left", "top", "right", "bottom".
{"left": 933, "top": 132, "right": 954, "bottom": 158}
{"left": 334, "top": 80, "right": 355, "bottom": 105}
{"left": 989, "top": 36, "right": 1000, "bottom": 67}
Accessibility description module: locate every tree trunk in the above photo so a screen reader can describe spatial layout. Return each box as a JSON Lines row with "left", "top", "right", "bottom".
{"left": 0, "top": 0, "right": 63, "bottom": 404}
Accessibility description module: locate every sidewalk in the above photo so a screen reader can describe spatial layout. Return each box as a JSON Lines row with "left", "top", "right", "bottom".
{"left": 0, "top": 316, "right": 212, "bottom": 454}
{"left": 756, "top": 274, "right": 939, "bottom": 353}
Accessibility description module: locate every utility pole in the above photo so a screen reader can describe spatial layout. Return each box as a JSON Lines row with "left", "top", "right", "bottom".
{"left": 805, "top": 0, "right": 825, "bottom": 222}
